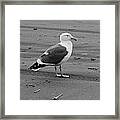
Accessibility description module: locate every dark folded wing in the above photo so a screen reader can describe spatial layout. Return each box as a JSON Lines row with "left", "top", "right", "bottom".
{"left": 41, "top": 44, "right": 68, "bottom": 64}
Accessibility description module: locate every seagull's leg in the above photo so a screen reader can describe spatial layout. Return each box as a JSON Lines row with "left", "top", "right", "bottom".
{"left": 59, "top": 65, "right": 62, "bottom": 76}
{"left": 55, "top": 65, "right": 70, "bottom": 78}
{"left": 55, "top": 65, "right": 62, "bottom": 77}
{"left": 56, "top": 65, "right": 63, "bottom": 77}
{"left": 54, "top": 66, "right": 57, "bottom": 76}
{"left": 59, "top": 65, "right": 70, "bottom": 78}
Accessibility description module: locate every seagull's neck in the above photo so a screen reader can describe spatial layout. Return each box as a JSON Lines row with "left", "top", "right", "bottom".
{"left": 60, "top": 40, "right": 73, "bottom": 46}
{"left": 59, "top": 40, "right": 73, "bottom": 51}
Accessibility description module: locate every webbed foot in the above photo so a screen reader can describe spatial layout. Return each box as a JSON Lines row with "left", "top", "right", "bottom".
{"left": 56, "top": 74, "right": 70, "bottom": 78}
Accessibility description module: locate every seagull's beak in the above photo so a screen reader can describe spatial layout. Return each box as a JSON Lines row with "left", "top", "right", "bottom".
{"left": 71, "top": 37, "right": 77, "bottom": 41}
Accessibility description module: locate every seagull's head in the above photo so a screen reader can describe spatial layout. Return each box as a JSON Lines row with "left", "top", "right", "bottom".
{"left": 60, "top": 33, "right": 77, "bottom": 42}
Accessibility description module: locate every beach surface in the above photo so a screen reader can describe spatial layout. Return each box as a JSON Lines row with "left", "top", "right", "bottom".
{"left": 20, "top": 20, "right": 100, "bottom": 100}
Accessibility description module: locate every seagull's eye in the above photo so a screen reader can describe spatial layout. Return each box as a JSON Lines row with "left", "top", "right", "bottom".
{"left": 66, "top": 35, "right": 69, "bottom": 37}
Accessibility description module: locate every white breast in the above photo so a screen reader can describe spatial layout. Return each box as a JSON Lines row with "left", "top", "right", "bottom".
{"left": 59, "top": 41, "right": 73, "bottom": 64}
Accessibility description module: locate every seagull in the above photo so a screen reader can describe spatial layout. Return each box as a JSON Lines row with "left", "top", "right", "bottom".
{"left": 29, "top": 32, "right": 77, "bottom": 78}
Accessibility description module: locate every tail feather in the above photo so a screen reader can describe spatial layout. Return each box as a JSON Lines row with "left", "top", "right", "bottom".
{"left": 29, "top": 60, "right": 46, "bottom": 71}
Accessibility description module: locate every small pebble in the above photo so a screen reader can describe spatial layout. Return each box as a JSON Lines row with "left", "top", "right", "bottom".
{"left": 28, "top": 47, "right": 31, "bottom": 49}
{"left": 29, "top": 84, "right": 35, "bottom": 87}
{"left": 91, "top": 58, "right": 96, "bottom": 61}
{"left": 45, "top": 80, "right": 51, "bottom": 83}
{"left": 88, "top": 67, "right": 98, "bottom": 71}
{"left": 52, "top": 93, "right": 63, "bottom": 100}
{"left": 22, "top": 62, "right": 25, "bottom": 64}
{"left": 26, "top": 83, "right": 35, "bottom": 87}
{"left": 74, "top": 57, "right": 80, "bottom": 60}
{"left": 33, "top": 27, "right": 37, "bottom": 30}
{"left": 34, "top": 88, "right": 41, "bottom": 93}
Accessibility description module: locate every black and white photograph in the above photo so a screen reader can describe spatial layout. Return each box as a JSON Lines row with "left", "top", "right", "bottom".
{"left": 20, "top": 20, "right": 100, "bottom": 100}
{"left": 2, "top": 2, "right": 117, "bottom": 117}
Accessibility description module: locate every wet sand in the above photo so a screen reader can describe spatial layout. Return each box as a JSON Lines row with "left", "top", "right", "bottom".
{"left": 20, "top": 20, "right": 100, "bottom": 100}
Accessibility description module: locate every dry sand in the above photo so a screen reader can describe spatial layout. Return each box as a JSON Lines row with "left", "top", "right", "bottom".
{"left": 20, "top": 20, "right": 100, "bottom": 100}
